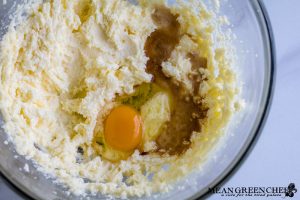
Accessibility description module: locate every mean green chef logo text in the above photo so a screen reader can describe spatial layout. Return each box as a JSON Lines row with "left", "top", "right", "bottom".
{"left": 209, "top": 183, "right": 297, "bottom": 198}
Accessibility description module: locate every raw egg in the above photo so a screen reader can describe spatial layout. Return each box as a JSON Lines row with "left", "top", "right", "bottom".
{"left": 104, "top": 105, "right": 142, "bottom": 152}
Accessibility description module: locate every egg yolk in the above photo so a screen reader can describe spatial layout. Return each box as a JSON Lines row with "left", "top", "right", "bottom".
{"left": 104, "top": 105, "right": 142, "bottom": 152}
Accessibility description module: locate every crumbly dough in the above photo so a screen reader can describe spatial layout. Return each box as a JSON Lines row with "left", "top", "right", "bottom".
{"left": 0, "top": 0, "right": 239, "bottom": 198}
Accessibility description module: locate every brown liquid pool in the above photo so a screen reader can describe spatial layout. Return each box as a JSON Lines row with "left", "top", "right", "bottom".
{"left": 144, "top": 7, "right": 208, "bottom": 155}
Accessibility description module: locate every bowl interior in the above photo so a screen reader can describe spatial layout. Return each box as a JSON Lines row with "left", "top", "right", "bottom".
{"left": 0, "top": 0, "right": 273, "bottom": 199}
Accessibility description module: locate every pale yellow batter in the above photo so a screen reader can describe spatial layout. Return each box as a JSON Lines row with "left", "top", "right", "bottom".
{"left": 0, "top": 0, "right": 239, "bottom": 198}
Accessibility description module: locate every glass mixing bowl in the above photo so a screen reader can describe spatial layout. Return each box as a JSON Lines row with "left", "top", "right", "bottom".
{"left": 0, "top": 0, "right": 275, "bottom": 199}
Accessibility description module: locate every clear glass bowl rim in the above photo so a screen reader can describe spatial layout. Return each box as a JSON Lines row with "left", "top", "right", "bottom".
{"left": 0, "top": 0, "right": 276, "bottom": 199}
